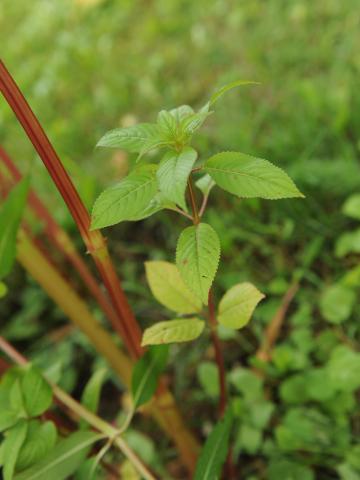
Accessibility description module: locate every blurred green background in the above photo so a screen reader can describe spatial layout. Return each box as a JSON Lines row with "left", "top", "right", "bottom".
{"left": 1, "top": 0, "right": 359, "bottom": 478}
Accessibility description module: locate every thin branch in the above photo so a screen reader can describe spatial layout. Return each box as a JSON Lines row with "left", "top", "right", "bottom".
{"left": 172, "top": 206, "right": 194, "bottom": 221}
{"left": 187, "top": 177, "right": 200, "bottom": 225}
{"left": 0, "top": 336, "right": 157, "bottom": 480}
{"left": 199, "top": 190, "right": 210, "bottom": 218}
{"left": 255, "top": 281, "right": 299, "bottom": 365}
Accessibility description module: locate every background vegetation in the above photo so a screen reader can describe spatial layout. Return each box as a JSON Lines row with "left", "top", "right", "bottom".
{"left": 1, "top": 0, "right": 359, "bottom": 478}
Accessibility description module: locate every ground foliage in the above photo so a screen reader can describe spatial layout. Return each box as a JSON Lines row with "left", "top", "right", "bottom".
{"left": 0, "top": 0, "right": 359, "bottom": 479}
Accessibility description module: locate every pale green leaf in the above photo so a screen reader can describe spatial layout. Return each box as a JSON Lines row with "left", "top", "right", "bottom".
{"left": 218, "top": 282, "right": 265, "bottom": 329}
{"left": 209, "top": 80, "right": 260, "bottom": 106}
{"left": 169, "top": 105, "right": 194, "bottom": 121}
{"left": 21, "top": 366, "right": 52, "bottom": 417}
{"left": 157, "top": 110, "right": 178, "bottom": 138}
{"left": 16, "top": 420, "right": 57, "bottom": 471}
{"left": 145, "top": 261, "right": 202, "bottom": 314}
{"left": 91, "top": 164, "right": 158, "bottom": 229}
{"left": 181, "top": 110, "right": 213, "bottom": 135}
{"left": 157, "top": 147, "right": 197, "bottom": 210}
{"left": 80, "top": 368, "right": 107, "bottom": 428}
{"left": 0, "top": 281, "right": 8, "bottom": 298}
{"left": 14, "top": 431, "right": 102, "bottom": 480}
{"left": 176, "top": 223, "right": 220, "bottom": 304}
{"left": 131, "top": 345, "right": 168, "bottom": 409}
{"left": 320, "top": 284, "right": 356, "bottom": 324}
{"left": 141, "top": 318, "right": 205, "bottom": 346}
{"left": 335, "top": 229, "right": 360, "bottom": 257}
{"left": 194, "top": 408, "right": 233, "bottom": 480}
{"left": 3, "top": 420, "right": 28, "bottom": 480}
{"left": 96, "top": 123, "right": 159, "bottom": 152}
{"left": 0, "top": 178, "right": 29, "bottom": 280}
{"left": 195, "top": 174, "right": 216, "bottom": 197}
{"left": 205, "top": 152, "right": 304, "bottom": 200}
{"left": 342, "top": 193, "right": 360, "bottom": 220}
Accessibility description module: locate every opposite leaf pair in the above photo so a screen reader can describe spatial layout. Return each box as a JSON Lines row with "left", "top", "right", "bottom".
{"left": 141, "top": 261, "right": 264, "bottom": 346}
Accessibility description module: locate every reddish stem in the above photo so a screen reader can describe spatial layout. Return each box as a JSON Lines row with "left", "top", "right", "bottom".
{"left": 0, "top": 60, "right": 142, "bottom": 358}
{"left": 208, "top": 290, "right": 227, "bottom": 417}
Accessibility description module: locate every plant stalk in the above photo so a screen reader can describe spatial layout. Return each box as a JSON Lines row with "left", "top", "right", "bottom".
{"left": 0, "top": 60, "right": 141, "bottom": 358}
{"left": 0, "top": 336, "right": 156, "bottom": 480}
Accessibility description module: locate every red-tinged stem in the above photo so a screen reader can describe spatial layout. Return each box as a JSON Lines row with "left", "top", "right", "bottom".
{"left": 187, "top": 176, "right": 227, "bottom": 417}
{"left": 0, "top": 60, "right": 142, "bottom": 358}
{"left": 208, "top": 290, "right": 227, "bottom": 417}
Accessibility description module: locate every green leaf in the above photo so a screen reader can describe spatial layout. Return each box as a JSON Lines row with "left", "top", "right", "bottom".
{"left": 145, "top": 261, "right": 202, "bottom": 314}
{"left": 194, "top": 408, "right": 233, "bottom": 480}
{"left": 195, "top": 174, "right": 216, "bottom": 197}
{"left": 157, "top": 147, "right": 197, "bottom": 210}
{"left": 181, "top": 110, "right": 213, "bottom": 135}
{"left": 197, "top": 362, "right": 219, "bottom": 398}
{"left": 141, "top": 318, "right": 205, "bottom": 346}
{"left": 91, "top": 164, "right": 158, "bottom": 229}
{"left": 96, "top": 123, "right": 159, "bottom": 152}
{"left": 14, "top": 431, "right": 102, "bottom": 480}
{"left": 131, "top": 345, "right": 168, "bottom": 409}
{"left": 169, "top": 105, "right": 194, "bottom": 121}
{"left": 157, "top": 110, "right": 178, "bottom": 138}
{"left": 21, "top": 366, "right": 52, "bottom": 417}
{"left": 176, "top": 223, "right": 220, "bottom": 304}
{"left": 218, "top": 282, "right": 265, "bottom": 329}
{"left": 326, "top": 346, "right": 360, "bottom": 392}
{"left": 205, "top": 152, "right": 304, "bottom": 200}
{"left": 335, "top": 229, "right": 360, "bottom": 257}
{"left": 209, "top": 80, "right": 260, "bottom": 106}
{"left": 0, "top": 178, "right": 29, "bottom": 280}
{"left": 80, "top": 368, "right": 107, "bottom": 428}
{"left": 16, "top": 420, "right": 57, "bottom": 471}
{"left": 3, "top": 420, "right": 28, "bottom": 480}
{"left": 319, "top": 284, "right": 356, "bottom": 324}
{"left": 342, "top": 193, "right": 360, "bottom": 220}
{"left": 0, "top": 281, "right": 8, "bottom": 298}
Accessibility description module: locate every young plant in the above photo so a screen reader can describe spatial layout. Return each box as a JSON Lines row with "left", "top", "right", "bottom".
{"left": 92, "top": 80, "right": 304, "bottom": 475}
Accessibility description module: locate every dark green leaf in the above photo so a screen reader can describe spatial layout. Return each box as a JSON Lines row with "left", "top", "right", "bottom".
{"left": 16, "top": 420, "right": 57, "bottom": 471}
{"left": 157, "top": 147, "right": 197, "bottom": 210}
{"left": 80, "top": 368, "right": 107, "bottom": 428}
{"left": 194, "top": 408, "right": 233, "bottom": 480}
{"left": 0, "top": 178, "right": 29, "bottom": 280}
{"left": 205, "top": 152, "right": 304, "bottom": 200}
{"left": 96, "top": 123, "right": 159, "bottom": 152}
{"left": 21, "top": 366, "right": 52, "bottom": 417}
{"left": 91, "top": 164, "right": 158, "bottom": 229}
{"left": 3, "top": 420, "right": 28, "bottom": 480}
{"left": 14, "top": 431, "right": 102, "bottom": 480}
{"left": 131, "top": 345, "right": 168, "bottom": 409}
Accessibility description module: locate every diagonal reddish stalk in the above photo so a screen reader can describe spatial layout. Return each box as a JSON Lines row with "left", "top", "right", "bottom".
{"left": 0, "top": 60, "right": 142, "bottom": 358}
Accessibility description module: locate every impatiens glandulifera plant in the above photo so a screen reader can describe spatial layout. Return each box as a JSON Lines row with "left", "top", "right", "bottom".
{"left": 91, "top": 80, "right": 304, "bottom": 476}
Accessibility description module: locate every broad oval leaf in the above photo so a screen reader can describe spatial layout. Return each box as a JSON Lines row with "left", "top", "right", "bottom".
{"left": 218, "top": 282, "right": 265, "bottom": 329}
{"left": 209, "top": 80, "right": 260, "bottom": 106}
{"left": 157, "top": 147, "right": 197, "bottom": 210}
{"left": 194, "top": 408, "right": 233, "bottom": 480}
{"left": 205, "top": 152, "right": 304, "bottom": 200}
{"left": 96, "top": 123, "right": 159, "bottom": 152}
{"left": 145, "top": 261, "right": 202, "bottom": 314}
{"left": 176, "top": 223, "right": 220, "bottom": 305}
{"left": 21, "top": 366, "right": 52, "bottom": 417}
{"left": 319, "top": 284, "right": 356, "bottom": 324}
{"left": 91, "top": 165, "right": 158, "bottom": 229}
{"left": 141, "top": 318, "right": 205, "bottom": 346}
{"left": 14, "top": 431, "right": 102, "bottom": 480}
{"left": 16, "top": 420, "right": 57, "bottom": 471}
{"left": 131, "top": 345, "right": 168, "bottom": 409}
{"left": 0, "top": 177, "right": 29, "bottom": 280}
